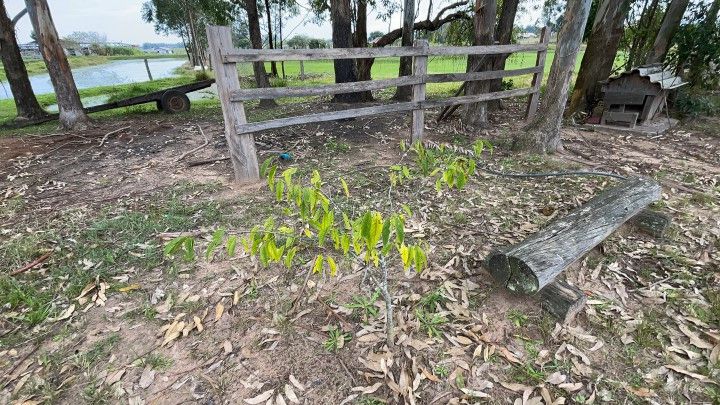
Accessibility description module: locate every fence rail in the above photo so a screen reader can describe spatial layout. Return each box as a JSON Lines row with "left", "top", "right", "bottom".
{"left": 206, "top": 25, "right": 550, "bottom": 182}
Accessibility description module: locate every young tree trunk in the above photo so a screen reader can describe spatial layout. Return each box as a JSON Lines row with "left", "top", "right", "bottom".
{"left": 25, "top": 0, "right": 89, "bottom": 129}
{"left": 488, "top": 0, "right": 519, "bottom": 110}
{"left": 463, "top": 0, "right": 496, "bottom": 127}
{"left": 330, "top": 0, "right": 362, "bottom": 102}
{"left": 245, "top": 0, "right": 277, "bottom": 108}
{"left": 568, "top": 0, "right": 631, "bottom": 114}
{"left": 263, "top": 0, "right": 279, "bottom": 77}
{"left": 626, "top": 0, "right": 659, "bottom": 69}
{"left": 353, "top": 0, "right": 374, "bottom": 101}
{"left": 645, "top": 0, "right": 690, "bottom": 64}
{"left": 393, "top": 0, "right": 415, "bottom": 100}
{"left": 0, "top": 1, "right": 46, "bottom": 120}
{"left": 515, "top": 0, "right": 592, "bottom": 153}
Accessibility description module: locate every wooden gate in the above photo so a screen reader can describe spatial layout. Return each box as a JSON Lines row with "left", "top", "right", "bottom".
{"left": 206, "top": 25, "right": 550, "bottom": 182}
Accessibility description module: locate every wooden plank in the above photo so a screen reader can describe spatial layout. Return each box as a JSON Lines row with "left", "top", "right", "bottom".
{"left": 230, "top": 76, "right": 421, "bottom": 101}
{"left": 425, "top": 66, "right": 541, "bottom": 84}
{"left": 235, "top": 87, "right": 535, "bottom": 134}
{"left": 601, "top": 111, "right": 638, "bottom": 128}
{"left": 411, "top": 39, "right": 429, "bottom": 143}
{"left": 525, "top": 27, "right": 550, "bottom": 119}
{"left": 222, "top": 43, "right": 546, "bottom": 63}
{"left": 237, "top": 102, "right": 417, "bottom": 134}
{"left": 486, "top": 176, "right": 661, "bottom": 294}
{"left": 206, "top": 25, "right": 260, "bottom": 182}
{"left": 538, "top": 280, "right": 587, "bottom": 324}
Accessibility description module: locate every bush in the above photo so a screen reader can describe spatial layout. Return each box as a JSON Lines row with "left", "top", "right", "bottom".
{"left": 674, "top": 88, "right": 720, "bottom": 117}
{"left": 195, "top": 70, "right": 212, "bottom": 81}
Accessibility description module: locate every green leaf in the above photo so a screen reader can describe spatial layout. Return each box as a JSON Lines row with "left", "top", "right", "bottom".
{"left": 340, "top": 178, "right": 350, "bottom": 198}
{"left": 275, "top": 180, "right": 285, "bottom": 201}
{"left": 282, "top": 167, "right": 297, "bottom": 188}
{"left": 266, "top": 164, "right": 278, "bottom": 192}
{"left": 399, "top": 244, "right": 411, "bottom": 270}
{"left": 311, "top": 170, "right": 322, "bottom": 188}
{"left": 226, "top": 235, "right": 238, "bottom": 257}
{"left": 284, "top": 247, "right": 297, "bottom": 268}
{"left": 205, "top": 228, "right": 226, "bottom": 261}
{"left": 326, "top": 256, "right": 338, "bottom": 276}
{"left": 312, "top": 254, "right": 324, "bottom": 274}
{"left": 260, "top": 157, "right": 274, "bottom": 177}
{"left": 164, "top": 236, "right": 187, "bottom": 256}
{"left": 381, "top": 219, "right": 391, "bottom": 249}
{"left": 394, "top": 216, "right": 405, "bottom": 245}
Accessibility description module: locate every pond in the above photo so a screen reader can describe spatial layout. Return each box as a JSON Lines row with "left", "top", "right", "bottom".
{"left": 0, "top": 57, "right": 187, "bottom": 100}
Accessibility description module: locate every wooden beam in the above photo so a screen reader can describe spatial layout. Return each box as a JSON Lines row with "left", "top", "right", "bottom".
{"left": 425, "top": 66, "right": 541, "bottom": 83}
{"left": 411, "top": 39, "right": 429, "bottom": 143}
{"left": 206, "top": 25, "right": 260, "bottom": 182}
{"left": 230, "top": 76, "right": 422, "bottom": 101}
{"left": 538, "top": 280, "right": 587, "bottom": 324}
{"left": 486, "top": 177, "right": 661, "bottom": 294}
{"left": 221, "top": 43, "right": 546, "bottom": 63}
{"left": 525, "top": 27, "right": 550, "bottom": 120}
{"left": 235, "top": 87, "right": 534, "bottom": 134}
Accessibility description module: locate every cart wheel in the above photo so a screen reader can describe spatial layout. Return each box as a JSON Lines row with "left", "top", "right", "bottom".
{"left": 155, "top": 100, "right": 163, "bottom": 111}
{"left": 160, "top": 90, "right": 190, "bottom": 113}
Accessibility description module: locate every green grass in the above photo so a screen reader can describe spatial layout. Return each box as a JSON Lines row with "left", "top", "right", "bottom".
{"left": 0, "top": 184, "right": 229, "bottom": 331}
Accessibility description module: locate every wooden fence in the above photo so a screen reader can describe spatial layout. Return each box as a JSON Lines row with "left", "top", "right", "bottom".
{"left": 206, "top": 25, "right": 550, "bottom": 182}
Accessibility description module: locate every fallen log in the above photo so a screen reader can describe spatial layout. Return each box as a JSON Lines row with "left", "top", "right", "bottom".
{"left": 537, "top": 280, "right": 586, "bottom": 324}
{"left": 487, "top": 176, "right": 661, "bottom": 294}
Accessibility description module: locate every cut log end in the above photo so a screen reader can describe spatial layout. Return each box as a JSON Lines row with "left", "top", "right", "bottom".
{"left": 629, "top": 209, "right": 671, "bottom": 238}
{"left": 537, "top": 279, "right": 586, "bottom": 324}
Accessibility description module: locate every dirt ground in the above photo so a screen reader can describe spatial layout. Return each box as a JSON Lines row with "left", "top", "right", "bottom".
{"left": 0, "top": 100, "right": 718, "bottom": 405}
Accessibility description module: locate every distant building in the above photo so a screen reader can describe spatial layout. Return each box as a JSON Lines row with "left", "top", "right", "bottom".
{"left": 18, "top": 42, "right": 72, "bottom": 59}
{"left": 149, "top": 47, "right": 173, "bottom": 54}
{"left": 518, "top": 32, "right": 538, "bottom": 39}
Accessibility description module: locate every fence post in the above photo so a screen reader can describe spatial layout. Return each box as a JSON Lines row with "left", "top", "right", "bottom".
{"left": 144, "top": 58, "right": 153, "bottom": 81}
{"left": 206, "top": 25, "right": 260, "bottom": 182}
{"left": 411, "top": 39, "right": 429, "bottom": 143}
{"left": 525, "top": 26, "right": 550, "bottom": 120}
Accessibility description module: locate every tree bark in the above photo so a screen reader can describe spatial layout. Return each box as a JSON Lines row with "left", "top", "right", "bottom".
{"left": 0, "top": 1, "right": 46, "bottom": 120}
{"left": 515, "top": 0, "right": 592, "bottom": 153}
{"left": 488, "top": 0, "right": 519, "bottom": 109}
{"left": 462, "top": 0, "right": 496, "bottom": 127}
{"left": 25, "top": 0, "right": 89, "bottom": 129}
{"left": 537, "top": 280, "right": 587, "bottom": 324}
{"left": 244, "top": 0, "right": 277, "bottom": 108}
{"left": 263, "top": 0, "right": 278, "bottom": 76}
{"left": 487, "top": 177, "right": 661, "bottom": 294}
{"left": 353, "top": 0, "right": 373, "bottom": 101}
{"left": 330, "top": 0, "right": 362, "bottom": 102}
{"left": 568, "top": 0, "right": 631, "bottom": 114}
{"left": 393, "top": 0, "right": 416, "bottom": 101}
{"left": 645, "top": 0, "right": 690, "bottom": 64}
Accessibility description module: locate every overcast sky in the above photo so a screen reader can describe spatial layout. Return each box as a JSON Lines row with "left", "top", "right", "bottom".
{"left": 6, "top": 0, "right": 542, "bottom": 45}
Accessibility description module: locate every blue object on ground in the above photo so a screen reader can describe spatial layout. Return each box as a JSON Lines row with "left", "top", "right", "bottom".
{"left": 279, "top": 153, "right": 292, "bottom": 161}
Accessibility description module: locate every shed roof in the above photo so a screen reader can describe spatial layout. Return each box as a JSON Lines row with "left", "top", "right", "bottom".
{"left": 609, "top": 64, "right": 686, "bottom": 90}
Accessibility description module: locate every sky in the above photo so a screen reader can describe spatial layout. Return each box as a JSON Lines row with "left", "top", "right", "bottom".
{"left": 6, "top": 0, "right": 543, "bottom": 46}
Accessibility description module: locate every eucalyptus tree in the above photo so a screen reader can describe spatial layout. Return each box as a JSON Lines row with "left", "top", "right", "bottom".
{"left": 25, "top": 0, "right": 89, "bottom": 129}
{"left": 0, "top": 0, "right": 46, "bottom": 120}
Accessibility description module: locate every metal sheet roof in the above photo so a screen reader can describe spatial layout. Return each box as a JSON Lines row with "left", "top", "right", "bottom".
{"left": 610, "top": 64, "right": 687, "bottom": 90}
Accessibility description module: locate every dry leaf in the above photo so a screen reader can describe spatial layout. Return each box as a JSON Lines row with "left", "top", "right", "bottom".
{"left": 289, "top": 375, "right": 305, "bottom": 391}
{"left": 194, "top": 316, "right": 204, "bottom": 333}
{"left": 105, "top": 368, "right": 125, "bottom": 385}
{"left": 224, "top": 340, "right": 233, "bottom": 354}
{"left": 139, "top": 367, "right": 155, "bottom": 389}
{"left": 351, "top": 382, "right": 383, "bottom": 394}
{"left": 276, "top": 393, "right": 287, "bottom": 405}
{"left": 665, "top": 364, "right": 709, "bottom": 381}
{"left": 244, "top": 389, "right": 275, "bottom": 404}
{"left": 215, "top": 302, "right": 225, "bottom": 322}
{"left": 284, "top": 384, "right": 300, "bottom": 404}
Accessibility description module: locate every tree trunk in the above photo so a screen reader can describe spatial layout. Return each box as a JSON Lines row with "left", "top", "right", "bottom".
{"left": 626, "top": 0, "right": 659, "bottom": 69}
{"left": 515, "top": 0, "right": 592, "bottom": 153}
{"left": 645, "top": 0, "right": 690, "bottom": 64}
{"left": 488, "top": 0, "right": 519, "bottom": 110}
{"left": 25, "top": 0, "right": 89, "bottom": 129}
{"left": 353, "top": 0, "right": 373, "bottom": 101}
{"left": 569, "top": 0, "right": 631, "bottom": 114}
{"left": 462, "top": 0, "right": 496, "bottom": 127}
{"left": 393, "top": 0, "right": 415, "bottom": 100}
{"left": 487, "top": 176, "right": 661, "bottom": 294}
{"left": 330, "top": 0, "right": 362, "bottom": 102}
{"left": 245, "top": 0, "right": 277, "bottom": 108}
{"left": 263, "top": 0, "right": 278, "bottom": 77}
{"left": 0, "top": 1, "right": 46, "bottom": 120}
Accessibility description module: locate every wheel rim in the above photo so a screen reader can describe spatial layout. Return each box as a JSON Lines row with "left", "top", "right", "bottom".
{"left": 168, "top": 95, "right": 185, "bottom": 111}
